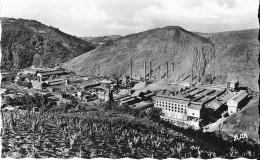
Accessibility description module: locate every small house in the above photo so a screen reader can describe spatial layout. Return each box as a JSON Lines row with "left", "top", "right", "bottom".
{"left": 15, "top": 74, "right": 28, "bottom": 83}
{"left": 31, "top": 81, "right": 48, "bottom": 90}
{"left": 25, "top": 76, "right": 40, "bottom": 83}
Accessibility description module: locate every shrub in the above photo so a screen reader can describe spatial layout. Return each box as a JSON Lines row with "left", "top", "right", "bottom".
{"left": 146, "top": 107, "right": 162, "bottom": 121}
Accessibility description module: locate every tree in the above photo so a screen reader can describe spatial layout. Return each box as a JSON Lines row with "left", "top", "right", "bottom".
{"left": 101, "top": 101, "right": 112, "bottom": 111}
{"left": 26, "top": 82, "right": 32, "bottom": 89}
{"left": 131, "top": 108, "right": 140, "bottom": 117}
{"left": 71, "top": 96, "right": 78, "bottom": 107}
{"left": 2, "top": 96, "right": 13, "bottom": 105}
{"left": 118, "top": 104, "right": 131, "bottom": 113}
{"left": 63, "top": 103, "right": 71, "bottom": 113}
{"left": 146, "top": 107, "right": 162, "bottom": 121}
{"left": 138, "top": 110, "right": 147, "bottom": 118}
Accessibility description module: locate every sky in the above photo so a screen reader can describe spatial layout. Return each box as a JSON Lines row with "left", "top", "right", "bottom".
{"left": 1, "top": 0, "right": 259, "bottom": 37}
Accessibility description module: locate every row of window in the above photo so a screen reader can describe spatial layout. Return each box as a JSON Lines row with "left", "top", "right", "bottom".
{"left": 157, "top": 104, "right": 187, "bottom": 114}
{"left": 156, "top": 100, "right": 187, "bottom": 108}
{"left": 157, "top": 104, "right": 186, "bottom": 110}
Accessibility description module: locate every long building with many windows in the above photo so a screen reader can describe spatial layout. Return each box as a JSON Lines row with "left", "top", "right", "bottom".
{"left": 155, "top": 95, "right": 189, "bottom": 120}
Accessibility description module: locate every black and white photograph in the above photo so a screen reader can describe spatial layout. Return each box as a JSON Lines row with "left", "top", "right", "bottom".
{"left": 0, "top": 0, "right": 259, "bottom": 159}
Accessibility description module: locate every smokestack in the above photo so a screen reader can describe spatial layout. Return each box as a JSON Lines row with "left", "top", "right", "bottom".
{"left": 166, "top": 62, "right": 169, "bottom": 78}
{"left": 130, "top": 61, "right": 132, "bottom": 79}
{"left": 144, "top": 61, "right": 146, "bottom": 81}
{"left": 191, "top": 65, "right": 193, "bottom": 87}
{"left": 149, "top": 61, "right": 152, "bottom": 81}
{"left": 198, "top": 69, "right": 201, "bottom": 82}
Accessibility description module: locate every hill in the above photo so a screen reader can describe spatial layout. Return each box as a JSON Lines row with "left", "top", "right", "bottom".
{"left": 81, "top": 35, "right": 122, "bottom": 46}
{"left": 221, "top": 96, "right": 259, "bottom": 142}
{"left": 1, "top": 17, "right": 95, "bottom": 69}
{"left": 63, "top": 27, "right": 259, "bottom": 91}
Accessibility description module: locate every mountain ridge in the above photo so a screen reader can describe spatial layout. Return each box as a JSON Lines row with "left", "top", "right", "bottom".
{"left": 63, "top": 27, "right": 259, "bottom": 91}
{"left": 1, "top": 17, "right": 95, "bottom": 69}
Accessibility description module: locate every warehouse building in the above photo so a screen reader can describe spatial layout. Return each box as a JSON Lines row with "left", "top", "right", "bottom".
{"left": 37, "top": 70, "right": 67, "bottom": 78}
{"left": 154, "top": 84, "right": 231, "bottom": 128}
{"left": 227, "top": 90, "right": 248, "bottom": 115}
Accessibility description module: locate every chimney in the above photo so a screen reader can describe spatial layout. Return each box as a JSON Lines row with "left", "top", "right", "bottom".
{"left": 191, "top": 65, "right": 193, "bottom": 87}
{"left": 144, "top": 61, "right": 146, "bottom": 81}
{"left": 172, "top": 63, "right": 174, "bottom": 72}
{"left": 166, "top": 62, "right": 169, "bottom": 78}
{"left": 149, "top": 61, "right": 152, "bottom": 81}
{"left": 198, "top": 69, "right": 201, "bottom": 82}
{"left": 130, "top": 60, "right": 132, "bottom": 80}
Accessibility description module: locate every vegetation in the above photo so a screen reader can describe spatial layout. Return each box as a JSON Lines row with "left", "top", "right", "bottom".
{"left": 1, "top": 17, "right": 94, "bottom": 69}
{"left": 1, "top": 95, "right": 258, "bottom": 158}
{"left": 17, "top": 81, "right": 32, "bottom": 88}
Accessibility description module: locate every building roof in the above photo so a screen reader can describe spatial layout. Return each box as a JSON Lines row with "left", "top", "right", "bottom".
{"left": 78, "top": 80, "right": 99, "bottom": 88}
{"left": 49, "top": 81, "right": 66, "bottom": 86}
{"left": 217, "top": 91, "right": 237, "bottom": 104}
{"left": 121, "top": 97, "right": 135, "bottom": 104}
{"left": 0, "top": 88, "right": 7, "bottom": 94}
{"left": 119, "top": 96, "right": 133, "bottom": 101}
{"left": 134, "top": 102, "right": 153, "bottom": 110}
{"left": 37, "top": 70, "right": 65, "bottom": 76}
{"left": 154, "top": 95, "right": 190, "bottom": 105}
{"left": 23, "top": 69, "right": 38, "bottom": 73}
{"left": 47, "top": 96, "right": 59, "bottom": 100}
{"left": 197, "top": 84, "right": 226, "bottom": 91}
{"left": 188, "top": 104, "right": 202, "bottom": 110}
{"left": 17, "top": 74, "right": 29, "bottom": 79}
{"left": 206, "top": 99, "right": 222, "bottom": 110}
{"left": 26, "top": 76, "right": 40, "bottom": 81}
{"left": 60, "top": 98, "right": 72, "bottom": 102}
{"left": 45, "top": 77, "right": 67, "bottom": 83}
{"left": 114, "top": 95, "right": 129, "bottom": 101}
{"left": 100, "top": 79, "right": 113, "bottom": 84}
{"left": 144, "top": 92, "right": 156, "bottom": 97}
{"left": 229, "top": 90, "right": 247, "bottom": 103}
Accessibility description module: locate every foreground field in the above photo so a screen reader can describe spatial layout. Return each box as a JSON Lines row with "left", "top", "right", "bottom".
{"left": 1, "top": 108, "right": 259, "bottom": 159}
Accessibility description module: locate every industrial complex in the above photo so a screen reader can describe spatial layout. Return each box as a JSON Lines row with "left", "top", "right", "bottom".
{"left": 1, "top": 61, "right": 250, "bottom": 129}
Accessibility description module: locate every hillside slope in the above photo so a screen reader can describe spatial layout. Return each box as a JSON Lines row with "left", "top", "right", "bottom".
{"left": 1, "top": 18, "right": 95, "bottom": 69}
{"left": 203, "top": 29, "right": 259, "bottom": 91}
{"left": 63, "top": 27, "right": 259, "bottom": 91}
{"left": 81, "top": 35, "right": 122, "bottom": 46}
{"left": 221, "top": 96, "right": 259, "bottom": 142}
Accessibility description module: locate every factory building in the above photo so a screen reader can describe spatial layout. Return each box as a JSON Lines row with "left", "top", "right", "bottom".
{"left": 31, "top": 81, "right": 48, "bottom": 90}
{"left": 154, "top": 95, "right": 190, "bottom": 122}
{"left": 45, "top": 78, "right": 69, "bottom": 86}
{"left": 205, "top": 99, "right": 225, "bottom": 116}
{"left": 154, "top": 84, "right": 230, "bottom": 128}
{"left": 227, "top": 90, "right": 248, "bottom": 115}
{"left": 37, "top": 70, "right": 66, "bottom": 78}
{"left": 154, "top": 95, "right": 208, "bottom": 128}
{"left": 114, "top": 95, "right": 136, "bottom": 105}
{"left": 78, "top": 80, "right": 100, "bottom": 90}
{"left": 186, "top": 103, "right": 205, "bottom": 128}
